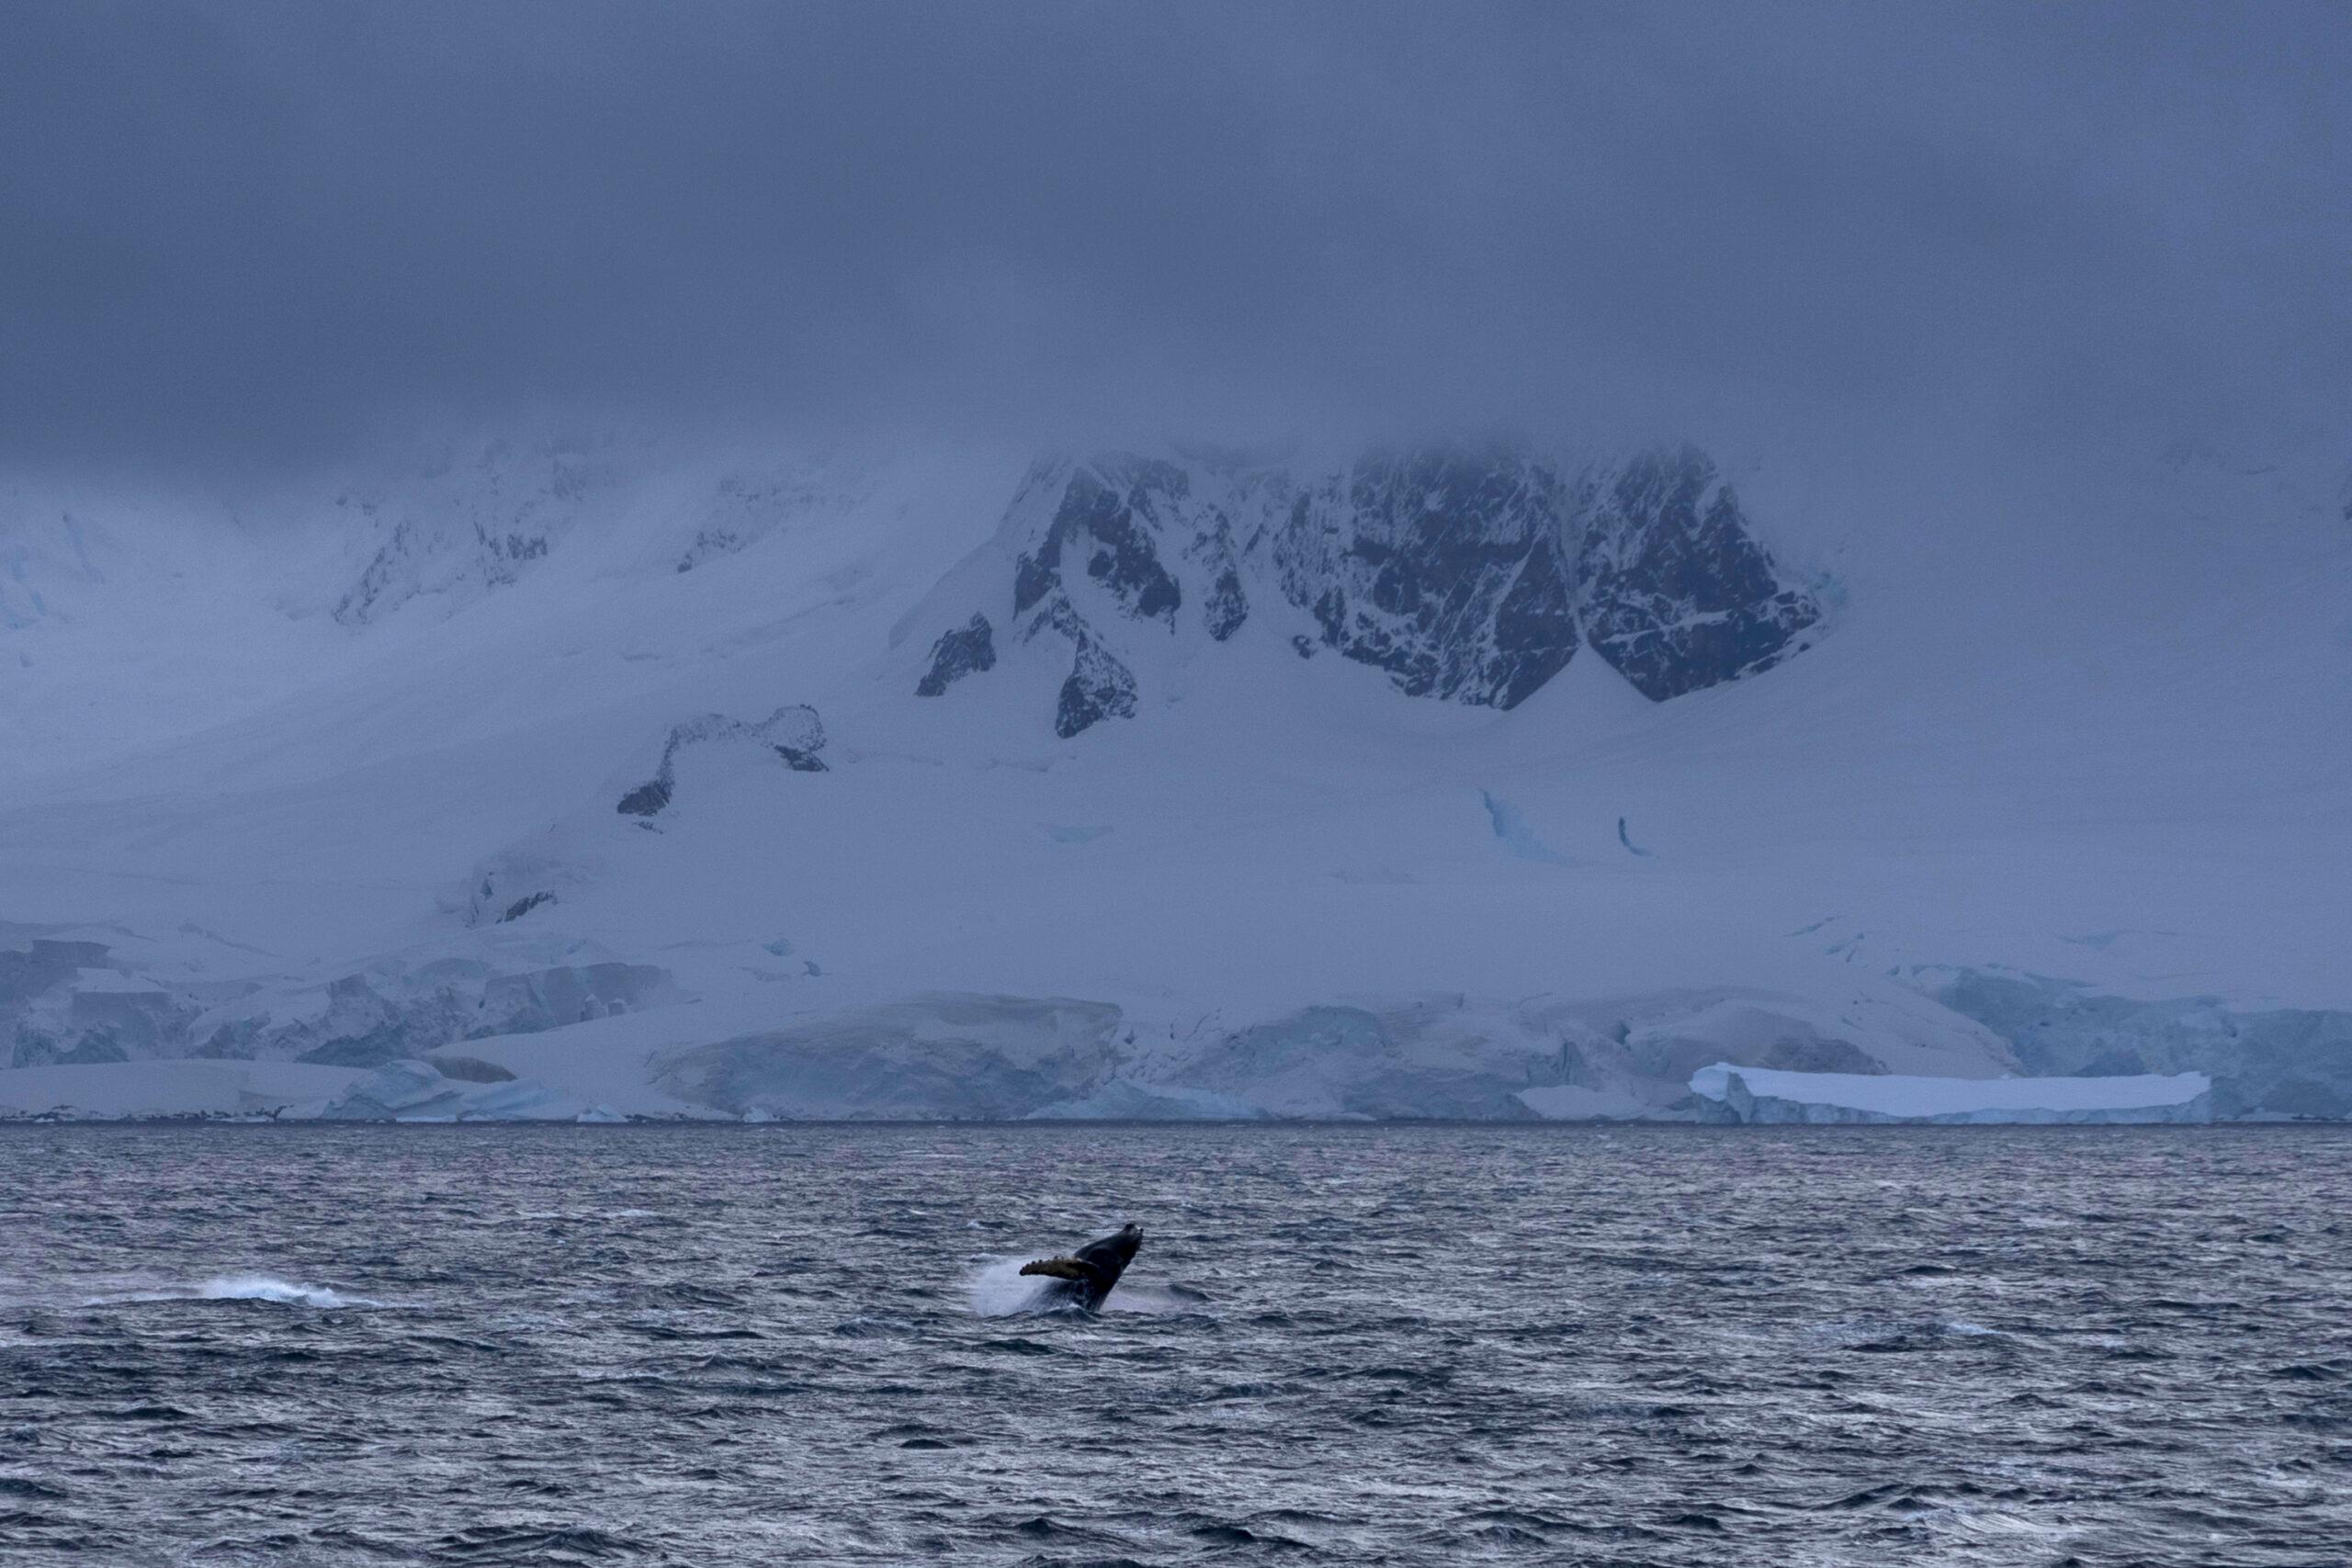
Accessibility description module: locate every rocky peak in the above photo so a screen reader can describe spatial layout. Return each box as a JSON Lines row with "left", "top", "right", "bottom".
{"left": 1572, "top": 446, "right": 1821, "bottom": 700}
{"left": 910, "top": 438, "right": 1822, "bottom": 736}
{"left": 1274, "top": 444, "right": 1577, "bottom": 708}
{"left": 915, "top": 614, "right": 998, "bottom": 697}
{"left": 1013, "top": 457, "right": 1188, "bottom": 626}
{"left": 917, "top": 453, "right": 1285, "bottom": 734}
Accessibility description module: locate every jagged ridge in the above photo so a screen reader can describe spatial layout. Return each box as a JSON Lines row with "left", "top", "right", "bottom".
{"left": 913, "top": 440, "right": 1821, "bottom": 734}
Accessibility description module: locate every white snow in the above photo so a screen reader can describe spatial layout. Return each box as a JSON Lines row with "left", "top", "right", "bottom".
{"left": 1, "top": 431, "right": 2346, "bottom": 1119}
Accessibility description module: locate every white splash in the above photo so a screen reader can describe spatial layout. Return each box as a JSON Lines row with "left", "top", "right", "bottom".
{"left": 964, "top": 1256, "right": 1056, "bottom": 1318}
{"left": 89, "top": 1274, "right": 384, "bottom": 1310}
{"left": 961, "top": 1255, "right": 1204, "bottom": 1317}
{"left": 197, "top": 1275, "right": 380, "bottom": 1308}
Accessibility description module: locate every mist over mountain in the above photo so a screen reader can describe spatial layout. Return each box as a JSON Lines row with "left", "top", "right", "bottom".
{"left": 1, "top": 3, "right": 2346, "bottom": 1122}
{"left": 0, "top": 422, "right": 2344, "bottom": 1122}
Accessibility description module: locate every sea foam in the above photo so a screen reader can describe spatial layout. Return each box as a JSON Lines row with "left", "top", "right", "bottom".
{"left": 88, "top": 1274, "right": 383, "bottom": 1310}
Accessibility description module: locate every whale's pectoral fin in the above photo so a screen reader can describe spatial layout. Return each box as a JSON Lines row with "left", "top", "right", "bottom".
{"left": 1020, "top": 1258, "right": 1095, "bottom": 1281}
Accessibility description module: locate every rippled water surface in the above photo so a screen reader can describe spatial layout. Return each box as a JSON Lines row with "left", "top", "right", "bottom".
{"left": 3, "top": 1124, "right": 2348, "bottom": 1566}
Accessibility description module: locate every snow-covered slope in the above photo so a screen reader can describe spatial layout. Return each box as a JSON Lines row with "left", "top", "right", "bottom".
{"left": 2, "top": 433, "right": 2346, "bottom": 1121}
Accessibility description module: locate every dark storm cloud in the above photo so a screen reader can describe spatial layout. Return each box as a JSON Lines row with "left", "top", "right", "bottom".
{"left": 1, "top": 0, "right": 2345, "bottom": 476}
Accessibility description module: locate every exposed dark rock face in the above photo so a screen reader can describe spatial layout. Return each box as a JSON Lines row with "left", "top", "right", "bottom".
{"left": 616, "top": 779, "right": 672, "bottom": 817}
{"left": 990, "top": 455, "right": 1241, "bottom": 736}
{"left": 1204, "top": 566, "right": 1248, "bottom": 640}
{"left": 499, "top": 891, "right": 556, "bottom": 923}
{"left": 614, "top": 704, "right": 828, "bottom": 818}
{"left": 1036, "top": 602, "right": 1139, "bottom": 739}
{"left": 1572, "top": 447, "right": 1822, "bottom": 700}
{"left": 1057, "top": 638, "right": 1139, "bottom": 739}
{"left": 1275, "top": 446, "right": 1577, "bottom": 709}
{"left": 915, "top": 614, "right": 997, "bottom": 696}
{"left": 910, "top": 438, "right": 1821, "bottom": 736}
{"left": 1014, "top": 461, "right": 1185, "bottom": 624}
{"left": 1183, "top": 507, "right": 1255, "bottom": 640}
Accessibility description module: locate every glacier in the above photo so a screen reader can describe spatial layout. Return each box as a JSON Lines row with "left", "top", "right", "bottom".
{"left": 1, "top": 432, "right": 2346, "bottom": 1121}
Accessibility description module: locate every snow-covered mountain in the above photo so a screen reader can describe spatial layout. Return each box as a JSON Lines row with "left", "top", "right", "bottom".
{"left": 1, "top": 433, "right": 2346, "bottom": 1122}
{"left": 903, "top": 443, "right": 1820, "bottom": 739}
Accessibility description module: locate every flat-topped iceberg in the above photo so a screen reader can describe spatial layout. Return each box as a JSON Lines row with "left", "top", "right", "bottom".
{"left": 1690, "top": 1063, "right": 2213, "bottom": 1124}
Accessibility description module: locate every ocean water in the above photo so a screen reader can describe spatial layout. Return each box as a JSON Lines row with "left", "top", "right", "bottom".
{"left": 2, "top": 1124, "right": 2346, "bottom": 1566}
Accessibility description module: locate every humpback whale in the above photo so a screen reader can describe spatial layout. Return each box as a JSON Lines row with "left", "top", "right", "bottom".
{"left": 1019, "top": 1222, "right": 1142, "bottom": 1312}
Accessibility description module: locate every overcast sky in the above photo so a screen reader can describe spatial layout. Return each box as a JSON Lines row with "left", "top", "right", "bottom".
{"left": 2, "top": 0, "right": 2345, "bottom": 479}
